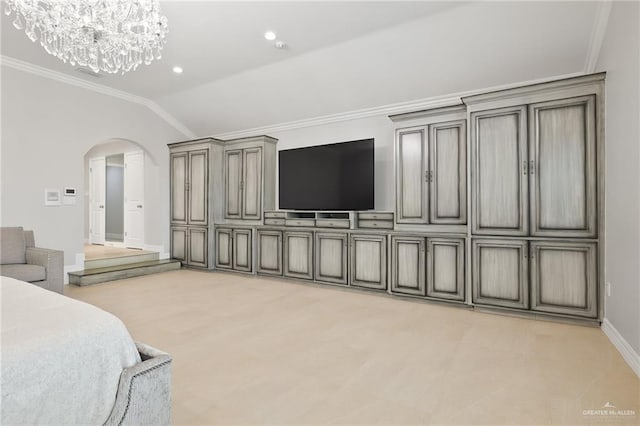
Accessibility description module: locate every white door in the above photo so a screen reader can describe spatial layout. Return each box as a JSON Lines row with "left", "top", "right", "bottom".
{"left": 124, "top": 151, "right": 145, "bottom": 249}
{"left": 89, "top": 157, "right": 106, "bottom": 244}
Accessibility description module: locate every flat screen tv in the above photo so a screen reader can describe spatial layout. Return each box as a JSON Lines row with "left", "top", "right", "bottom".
{"left": 279, "top": 138, "right": 374, "bottom": 211}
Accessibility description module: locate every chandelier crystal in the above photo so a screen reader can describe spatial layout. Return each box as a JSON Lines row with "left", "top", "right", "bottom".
{"left": 4, "top": 0, "right": 168, "bottom": 74}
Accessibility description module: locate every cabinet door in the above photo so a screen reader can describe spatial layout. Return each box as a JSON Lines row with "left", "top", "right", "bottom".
{"left": 242, "top": 147, "right": 263, "bottom": 220}
{"left": 396, "top": 127, "right": 428, "bottom": 224}
{"left": 314, "top": 232, "right": 348, "bottom": 285}
{"left": 170, "top": 227, "right": 187, "bottom": 262}
{"left": 529, "top": 96, "right": 597, "bottom": 237}
{"left": 391, "top": 235, "right": 426, "bottom": 296}
{"left": 224, "top": 149, "right": 243, "bottom": 219}
{"left": 283, "top": 231, "right": 314, "bottom": 280}
{"left": 427, "top": 238, "right": 465, "bottom": 301}
{"left": 530, "top": 241, "right": 597, "bottom": 318}
{"left": 187, "top": 150, "right": 208, "bottom": 226}
{"left": 188, "top": 227, "right": 208, "bottom": 268}
{"left": 471, "top": 107, "right": 528, "bottom": 235}
{"left": 257, "top": 230, "right": 282, "bottom": 276}
{"left": 232, "top": 229, "right": 253, "bottom": 272}
{"left": 430, "top": 120, "right": 466, "bottom": 224}
{"left": 215, "top": 228, "right": 233, "bottom": 269}
{"left": 472, "top": 239, "right": 528, "bottom": 309}
{"left": 170, "top": 152, "right": 188, "bottom": 225}
{"left": 349, "top": 234, "right": 387, "bottom": 290}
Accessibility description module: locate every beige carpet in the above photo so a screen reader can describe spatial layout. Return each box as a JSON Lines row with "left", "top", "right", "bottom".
{"left": 66, "top": 270, "right": 640, "bottom": 425}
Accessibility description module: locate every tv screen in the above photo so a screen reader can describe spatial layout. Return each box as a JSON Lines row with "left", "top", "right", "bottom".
{"left": 279, "top": 138, "right": 374, "bottom": 211}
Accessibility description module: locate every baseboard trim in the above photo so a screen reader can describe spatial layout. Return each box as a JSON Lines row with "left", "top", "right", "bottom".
{"left": 602, "top": 318, "right": 640, "bottom": 378}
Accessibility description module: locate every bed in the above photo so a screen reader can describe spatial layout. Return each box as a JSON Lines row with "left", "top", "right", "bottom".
{"left": 1, "top": 276, "right": 172, "bottom": 425}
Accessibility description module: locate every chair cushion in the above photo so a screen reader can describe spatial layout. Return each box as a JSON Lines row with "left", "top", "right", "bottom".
{"left": 0, "top": 227, "right": 26, "bottom": 264}
{"left": 1, "top": 264, "right": 46, "bottom": 282}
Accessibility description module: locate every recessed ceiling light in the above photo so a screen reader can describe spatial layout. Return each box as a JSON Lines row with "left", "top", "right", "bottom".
{"left": 264, "top": 31, "right": 276, "bottom": 41}
{"left": 172, "top": 66, "right": 183, "bottom": 74}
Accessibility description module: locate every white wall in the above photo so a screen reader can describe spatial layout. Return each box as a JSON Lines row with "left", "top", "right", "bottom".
{"left": 596, "top": 1, "right": 640, "bottom": 354}
{"left": 0, "top": 66, "right": 184, "bottom": 266}
{"left": 268, "top": 115, "right": 395, "bottom": 211}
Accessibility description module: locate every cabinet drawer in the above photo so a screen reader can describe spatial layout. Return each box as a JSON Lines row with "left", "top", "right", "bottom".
{"left": 265, "top": 211, "right": 286, "bottom": 219}
{"left": 285, "top": 219, "right": 315, "bottom": 227}
{"left": 358, "top": 212, "right": 394, "bottom": 221}
{"left": 264, "top": 218, "right": 285, "bottom": 226}
{"left": 358, "top": 220, "right": 394, "bottom": 230}
{"left": 315, "top": 219, "right": 350, "bottom": 229}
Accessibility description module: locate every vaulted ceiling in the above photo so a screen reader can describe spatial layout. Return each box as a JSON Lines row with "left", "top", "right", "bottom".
{"left": 1, "top": 1, "right": 600, "bottom": 138}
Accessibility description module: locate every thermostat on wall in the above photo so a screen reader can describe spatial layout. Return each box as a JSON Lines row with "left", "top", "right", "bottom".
{"left": 63, "top": 187, "right": 77, "bottom": 205}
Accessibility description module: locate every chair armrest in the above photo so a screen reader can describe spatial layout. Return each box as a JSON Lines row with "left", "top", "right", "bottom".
{"left": 26, "top": 247, "right": 64, "bottom": 293}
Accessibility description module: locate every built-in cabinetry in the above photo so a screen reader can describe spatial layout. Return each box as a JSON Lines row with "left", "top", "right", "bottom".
{"left": 391, "top": 106, "right": 467, "bottom": 227}
{"left": 283, "top": 231, "right": 314, "bottom": 280}
{"left": 223, "top": 136, "right": 277, "bottom": 223}
{"left": 215, "top": 227, "right": 253, "bottom": 273}
{"left": 168, "top": 74, "right": 604, "bottom": 325}
{"left": 390, "top": 235, "right": 465, "bottom": 301}
{"left": 169, "top": 135, "right": 278, "bottom": 269}
{"left": 256, "top": 229, "right": 282, "bottom": 276}
{"left": 465, "top": 73, "right": 603, "bottom": 319}
{"left": 349, "top": 233, "right": 387, "bottom": 290}
{"left": 169, "top": 138, "right": 224, "bottom": 268}
{"left": 472, "top": 239, "right": 597, "bottom": 317}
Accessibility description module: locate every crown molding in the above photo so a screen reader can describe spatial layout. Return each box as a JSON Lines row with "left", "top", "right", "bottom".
{"left": 584, "top": 0, "right": 612, "bottom": 73}
{"left": 0, "top": 55, "right": 196, "bottom": 139}
{"left": 213, "top": 71, "right": 585, "bottom": 140}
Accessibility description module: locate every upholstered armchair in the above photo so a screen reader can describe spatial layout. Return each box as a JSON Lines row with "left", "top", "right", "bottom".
{"left": 0, "top": 227, "right": 64, "bottom": 293}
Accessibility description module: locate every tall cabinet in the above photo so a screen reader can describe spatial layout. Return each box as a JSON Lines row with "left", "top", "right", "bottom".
{"left": 169, "top": 135, "right": 278, "bottom": 270}
{"left": 169, "top": 138, "right": 224, "bottom": 269}
{"left": 391, "top": 106, "right": 467, "bottom": 227}
{"left": 466, "top": 74, "right": 603, "bottom": 319}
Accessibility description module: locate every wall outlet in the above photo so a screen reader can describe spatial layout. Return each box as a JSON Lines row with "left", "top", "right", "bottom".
{"left": 606, "top": 281, "right": 612, "bottom": 297}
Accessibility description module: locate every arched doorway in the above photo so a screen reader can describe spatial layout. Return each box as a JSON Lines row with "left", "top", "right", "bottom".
{"left": 83, "top": 139, "right": 157, "bottom": 264}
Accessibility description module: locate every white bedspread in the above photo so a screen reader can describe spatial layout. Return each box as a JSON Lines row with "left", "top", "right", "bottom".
{"left": 1, "top": 277, "right": 141, "bottom": 425}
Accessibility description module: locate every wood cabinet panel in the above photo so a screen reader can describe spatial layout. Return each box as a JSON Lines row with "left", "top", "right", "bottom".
{"left": 215, "top": 228, "right": 233, "bottom": 269}
{"left": 170, "top": 227, "right": 187, "bottom": 262}
{"left": 530, "top": 241, "right": 597, "bottom": 317}
{"left": 232, "top": 229, "right": 253, "bottom": 272}
{"left": 396, "top": 128, "right": 428, "bottom": 224}
{"left": 242, "top": 147, "right": 263, "bottom": 220}
{"left": 529, "top": 96, "right": 597, "bottom": 237}
{"left": 170, "top": 153, "right": 188, "bottom": 224}
{"left": 391, "top": 235, "right": 426, "bottom": 295}
{"left": 188, "top": 227, "right": 208, "bottom": 268}
{"left": 188, "top": 150, "right": 208, "bottom": 225}
{"left": 472, "top": 106, "right": 528, "bottom": 235}
{"left": 349, "top": 234, "right": 387, "bottom": 290}
{"left": 430, "top": 120, "right": 466, "bottom": 224}
{"left": 284, "top": 231, "right": 313, "bottom": 280}
{"left": 472, "top": 239, "right": 528, "bottom": 309}
{"left": 427, "top": 238, "right": 464, "bottom": 301}
{"left": 257, "top": 230, "right": 282, "bottom": 276}
{"left": 315, "top": 232, "right": 348, "bottom": 285}
{"left": 224, "top": 150, "right": 242, "bottom": 219}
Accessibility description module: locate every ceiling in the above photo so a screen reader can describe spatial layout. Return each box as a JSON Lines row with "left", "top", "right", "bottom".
{"left": 1, "top": 1, "right": 462, "bottom": 98}
{"left": 1, "top": 1, "right": 599, "bottom": 137}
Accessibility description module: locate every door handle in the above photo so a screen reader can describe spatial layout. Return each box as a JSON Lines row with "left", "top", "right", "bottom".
{"left": 137, "top": 205, "right": 143, "bottom": 208}
{"left": 99, "top": 205, "right": 104, "bottom": 208}
{"left": 530, "top": 160, "right": 535, "bottom": 175}
{"left": 522, "top": 161, "right": 527, "bottom": 175}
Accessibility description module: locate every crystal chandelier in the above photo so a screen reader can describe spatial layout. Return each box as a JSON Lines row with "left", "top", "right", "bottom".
{"left": 4, "top": 0, "right": 168, "bottom": 74}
